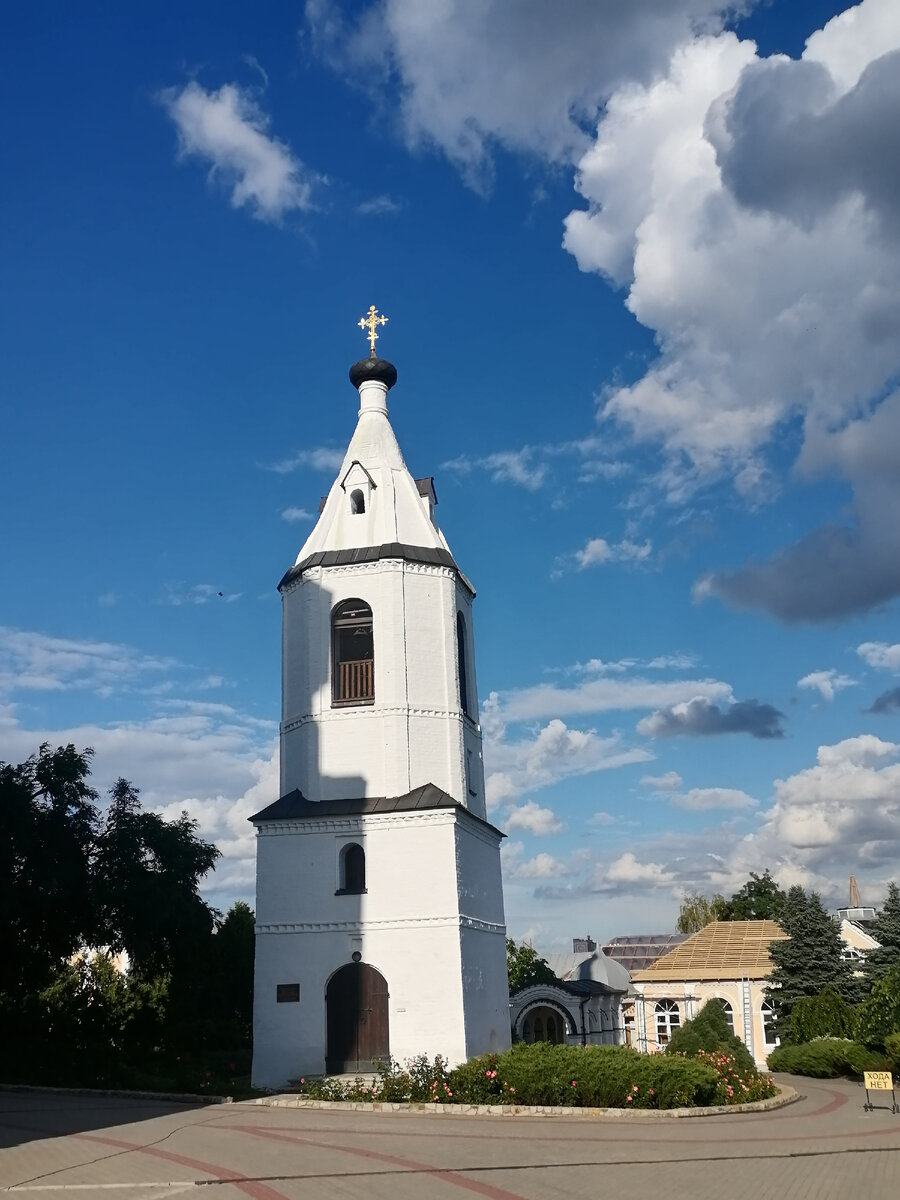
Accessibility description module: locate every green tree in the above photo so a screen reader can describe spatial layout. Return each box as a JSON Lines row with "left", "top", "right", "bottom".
{"left": 723, "top": 870, "right": 786, "bottom": 921}
{"left": 767, "top": 886, "right": 859, "bottom": 1034}
{"left": 863, "top": 881, "right": 900, "bottom": 984}
{"left": 0, "top": 745, "right": 227, "bottom": 1084}
{"left": 676, "top": 892, "right": 728, "bottom": 934}
{"left": 0, "top": 744, "right": 100, "bottom": 996}
{"left": 506, "top": 938, "right": 557, "bottom": 995}
{"left": 210, "top": 901, "right": 256, "bottom": 1029}
{"left": 789, "top": 986, "right": 858, "bottom": 1043}
{"left": 94, "top": 777, "right": 220, "bottom": 977}
{"left": 856, "top": 967, "right": 900, "bottom": 1048}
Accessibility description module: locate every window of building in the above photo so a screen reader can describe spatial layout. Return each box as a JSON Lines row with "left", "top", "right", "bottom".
{"left": 333, "top": 600, "right": 374, "bottom": 704}
{"left": 350, "top": 489, "right": 365, "bottom": 514}
{"left": 655, "top": 999, "right": 680, "bottom": 1045}
{"left": 337, "top": 842, "right": 366, "bottom": 894}
{"left": 456, "top": 612, "right": 469, "bottom": 716}
{"left": 761, "top": 1001, "right": 779, "bottom": 1046}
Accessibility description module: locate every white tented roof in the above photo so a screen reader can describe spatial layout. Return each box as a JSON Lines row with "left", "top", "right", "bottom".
{"left": 295, "top": 381, "right": 451, "bottom": 563}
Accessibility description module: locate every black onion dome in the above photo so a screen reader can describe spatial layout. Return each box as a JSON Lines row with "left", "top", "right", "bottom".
{"left": 349, "top": 356, "right": 398, "bottom": 391}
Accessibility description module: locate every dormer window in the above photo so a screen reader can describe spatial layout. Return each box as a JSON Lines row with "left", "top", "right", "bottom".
{"left": 333, "top": 599, "right": 374, "bottom": 704}
{"left": 340, "top": 460, "right": 375, "bottom": 516}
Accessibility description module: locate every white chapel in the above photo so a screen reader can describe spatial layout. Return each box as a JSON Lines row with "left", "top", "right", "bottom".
{"left": 250, "top": 310, "right": 511, "bottom": 1088}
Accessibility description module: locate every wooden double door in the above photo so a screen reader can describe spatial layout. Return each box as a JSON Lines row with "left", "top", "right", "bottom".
{"left": 325, "top": 962, "right": 389, "bottom": 1073}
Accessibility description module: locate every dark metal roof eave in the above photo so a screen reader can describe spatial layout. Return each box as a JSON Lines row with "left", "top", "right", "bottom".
{"left": 248, "top": 782, "right": 504, "bottom": 839}
{"left": 277, "top": 543, "right": 475, "bottom": 595}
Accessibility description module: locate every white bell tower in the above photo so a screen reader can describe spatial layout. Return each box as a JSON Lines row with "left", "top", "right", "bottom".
{"left": 250, "top": 312, "right": 510, "bottom": 1088}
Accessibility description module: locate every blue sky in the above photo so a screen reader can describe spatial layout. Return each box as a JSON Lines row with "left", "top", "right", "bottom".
{"left": 4, "top": 0, "right": 900, "bottom": 948}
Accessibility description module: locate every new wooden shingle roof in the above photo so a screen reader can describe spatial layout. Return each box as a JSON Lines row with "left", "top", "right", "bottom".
{"left": 630, "top": 920, "right": 787, "bottom": 982}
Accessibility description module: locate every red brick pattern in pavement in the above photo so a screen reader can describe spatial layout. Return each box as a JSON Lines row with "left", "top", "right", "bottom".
{"left": 0, "top": 1076, "right": 898, "bottom": 1200}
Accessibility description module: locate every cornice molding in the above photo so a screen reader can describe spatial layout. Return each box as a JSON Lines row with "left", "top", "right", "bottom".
{"left": 256, "top": 914, "right": 506, "bottom": 935}
{"left": 281, "top": 706, "right": 480, "bottom": 735}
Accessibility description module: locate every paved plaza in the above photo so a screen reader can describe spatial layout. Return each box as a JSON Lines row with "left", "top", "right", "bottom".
{"left": 1, "top": 1076, "right": 898, "bottom": 1200}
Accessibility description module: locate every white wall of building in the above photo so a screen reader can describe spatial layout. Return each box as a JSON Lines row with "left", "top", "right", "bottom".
{"left": 252, "top": 806, "right": 509, "bottom": 1088}
{"left": 280, "top": 562, "right": 486, "bottom": 819}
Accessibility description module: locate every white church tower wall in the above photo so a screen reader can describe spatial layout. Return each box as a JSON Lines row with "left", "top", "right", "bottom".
{"left": 251, "top": 313, "right": 510, "bottom": 1088}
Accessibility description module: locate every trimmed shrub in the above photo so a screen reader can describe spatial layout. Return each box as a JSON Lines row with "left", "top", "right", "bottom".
{"left": 665, "top": 998, "right": 756, "bottom": 1073}
{"left": 884, "top": 1032, "right": 900, "bottom": 1071}
{"left": 766, "top": 1038, "right": 890, "bottom": 1078}
{"left": 296, "top": 1042, "right": 777, "bottom": 1109}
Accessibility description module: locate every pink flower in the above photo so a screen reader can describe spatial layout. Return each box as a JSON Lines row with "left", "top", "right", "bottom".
{"left": 571, "top": 1081, "right": 577, "bottom": 1088}
{"left": 626, "top": 1095, "right": 633, "bottom": 1103}
{"left": 649, "top": 1089, "right": 654, "bottom": 1095}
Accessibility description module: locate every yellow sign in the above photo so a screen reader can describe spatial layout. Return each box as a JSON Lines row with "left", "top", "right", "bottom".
{"left": 864, "top": 1071, "right": 894, "bottom": 1090}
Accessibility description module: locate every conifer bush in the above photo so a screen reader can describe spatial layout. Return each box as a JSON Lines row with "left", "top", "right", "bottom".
{"left": 766, "top": 1038, "right": 889, "bottom": 1078}
{"left": 664, "top": 997, "right": 756, "bottom": 1072}
{"left": 789, "top": 986, "right": 858, "bottom": 1043}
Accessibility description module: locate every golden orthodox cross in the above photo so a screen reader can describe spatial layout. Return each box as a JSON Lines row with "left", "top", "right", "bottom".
{"left": 358, "top": 305, "right": 388, "bottom": 357}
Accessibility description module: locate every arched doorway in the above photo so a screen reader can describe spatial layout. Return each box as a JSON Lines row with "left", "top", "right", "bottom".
{"left": 521, "top": 1004, "right": 569, "bottom": 1044}
{"left": 326, "top": 962, "right": 389, "bottom": 1073}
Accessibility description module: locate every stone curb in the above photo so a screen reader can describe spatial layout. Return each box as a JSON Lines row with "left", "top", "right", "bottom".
{"left": 0, "top": 1084, "right": 230, "bottom": 1106}
{"left": 251, "top": 1084, "right": 799, "bottom": 1120}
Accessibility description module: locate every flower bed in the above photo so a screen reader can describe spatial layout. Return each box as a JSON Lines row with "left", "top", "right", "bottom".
{"left": 294, "top": 1043, "right": 776, "bottom": 1110}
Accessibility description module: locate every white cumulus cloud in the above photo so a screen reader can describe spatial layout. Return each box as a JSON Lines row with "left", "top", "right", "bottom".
{"left": 505, "top": 800, "right": 564, "bottom": 836}
{"left": 798, "top": 669, "right": 858, "bottom": 701}
{"left": 162, "top": 81, "right": 321, "bottom": 221}
{"left": 858, "top": 641, "right": 900, "bottom": 671}
{"left": 575, "top": 537, "right": 652, "bottom": 569}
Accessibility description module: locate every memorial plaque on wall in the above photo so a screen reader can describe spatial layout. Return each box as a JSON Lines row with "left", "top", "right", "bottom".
{"left": 276, "top": 983, "right": 300, "bottom": 1003}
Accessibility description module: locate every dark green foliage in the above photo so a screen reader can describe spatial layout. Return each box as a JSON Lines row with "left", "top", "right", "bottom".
{"left": 856, "top": 967, "right": 900, "bottom": 1049}
{"left": 864, "top": 882, "right": 900, "bottom": 984}
{"left": 506, "top": 938, "right": 557, "bottom": 995}
{"left": 789, "top": 986, "right": 858, "bottom": 1043}
{"left": 665, "top": 997, "right": 756, "bottom": 1072}
{"left": 0, "top": 745, "right": 100, "bottom": 996}
{"left": 766, "top": 1039, "right": 889, "bottom": 1078}
{"left": 300, "top": 1043, "right": 777, "bottom": 1108}
{"left": 0, "top": 744, "right": 252, "bottom": 1092}
{"left": 767, "top": 886, "right": 859, "bottom": 1033}
{"left": 885, "top": 1032, "right": 900, "bottom": 1070}
{"left": 722, "top": 870, "right": 786, "bottom": 921}
{"left": 676, "top": 893, "right": 728, "bottom": 934}
{"left": 95, "top": 778, "right": 219, "bottom": 978}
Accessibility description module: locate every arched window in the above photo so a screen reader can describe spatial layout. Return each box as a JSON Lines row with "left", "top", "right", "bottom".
{"left": 350, "top": 489, "right": 365, "bottom": 514}
{"left": 710, "top": 997, "right": 736, "bottom": 1035}
{"left": 761, "top": 1000, "right": 778, "bottom": 1046}
{"left": 338, "top": 843, "right": 366, "bottom": 894}
{"left": 655, "top": 1000, "right": 680, "bottom": 1046}
{"left": 333, "top": 600, "right": 374, "bottom": 704}
{"left": 456, "top": 612, "right": 469, "bottom": 716}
